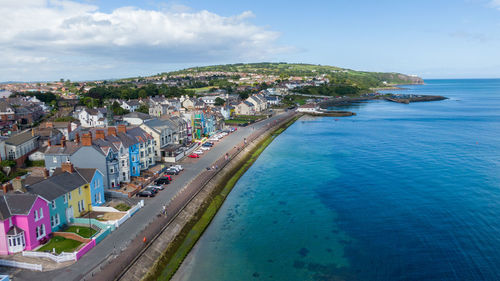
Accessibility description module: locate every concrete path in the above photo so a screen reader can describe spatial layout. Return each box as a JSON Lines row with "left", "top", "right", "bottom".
{"left": 5, "top": 111, "right": 293, "bottom": 281}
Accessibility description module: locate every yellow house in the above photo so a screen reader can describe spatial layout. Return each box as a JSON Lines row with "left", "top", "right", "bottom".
{"left": 66, "top": 183, "right": 92, "bottom": 218}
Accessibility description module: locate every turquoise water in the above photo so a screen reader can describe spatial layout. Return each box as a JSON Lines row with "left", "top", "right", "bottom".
{"left": 175, "top": 79, "right": 500, "bottom": 281}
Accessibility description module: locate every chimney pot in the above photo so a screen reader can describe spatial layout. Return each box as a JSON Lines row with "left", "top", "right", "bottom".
{"left": 61, "top": 162, "right": 75, "bottom": 174}
{"left": 117, "top": 125, "right": 127, "bottom": 134}
{"left": 108, "top": 127, "right": 117, "bottom": 137}
{"left": 95, "top": 130, "right": 105, "bottom": 140}
{"left": 81, "top": 133, "right": 92, "bottom": 146}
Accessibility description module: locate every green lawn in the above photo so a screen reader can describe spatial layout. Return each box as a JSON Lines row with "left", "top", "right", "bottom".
{"left": 37, "top": 236, "right": 82, "bottom": 254}
{"left": 63, "top": 226, "right": 97, "bottom": 238}
{"left": 115, "top": 203, "right": 131, "bottom": 212}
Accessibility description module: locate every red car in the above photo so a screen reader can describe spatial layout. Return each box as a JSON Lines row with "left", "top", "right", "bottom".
{"left": 188, "top": 153, "right": 199, "bottom": 158}
{"left": 161, "top": 175, "right": 172, "bottom": 181}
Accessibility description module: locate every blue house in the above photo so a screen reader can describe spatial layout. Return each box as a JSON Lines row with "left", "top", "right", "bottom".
{"left": 129, "top": 143, "right": 140, "bottom": 177}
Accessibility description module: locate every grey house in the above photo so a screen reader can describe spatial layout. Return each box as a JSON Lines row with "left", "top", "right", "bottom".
{"left": 44, "top": 133, "right": 120, "bottom": 189}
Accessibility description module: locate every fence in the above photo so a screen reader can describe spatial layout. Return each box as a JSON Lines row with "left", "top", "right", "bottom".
{"left": 93, "top": 226, "right": 111, "bottom": 244}
{"left": 108, "top": 200, "right": 144, "bottom": 228}
{"left": 92, "top": 206, "right": 121, "bottom": 213}
{"left": 0, "top": 259, "right": 42, "bottom": 271}
{"left": 22, "top": 251, "right": 76, "bottom": 263}
{"left": 75, "top": 239, "right": 96, "bottom": 260}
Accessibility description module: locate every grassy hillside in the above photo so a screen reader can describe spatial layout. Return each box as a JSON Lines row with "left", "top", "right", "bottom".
{"left": 166, "top": 62, "right": 423, "bottom": 87}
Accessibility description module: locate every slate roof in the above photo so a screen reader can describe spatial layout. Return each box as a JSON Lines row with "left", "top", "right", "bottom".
{"left": 5, "top": 130, "right": 38, "bottom": 146}
{"left": 44, "top": 141, "right": 81, "bottom": 155}
{"left": 27, "top": 168, "right": 94, "bottom": 201}
{"left": 7, "top": 225, "right": 24, "bottom": 235}
{"left": 0, "top": 194, "right": 39, "bottom": 220}
{"left": 124, "top": 112, "right": 151, "bottom": 120}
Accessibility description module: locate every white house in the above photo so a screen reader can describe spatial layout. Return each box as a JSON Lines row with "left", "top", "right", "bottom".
{"left": 235, "top": 101, "right": 256, "bottom": 116}
{"left": 120, "top": 100, "right": 141, "bottom": 112}
{"left": 296, "top": 103, "right": 320, "bottom": 113}
{"left": 77, "top": 108, "right": 106, "bottom": 128}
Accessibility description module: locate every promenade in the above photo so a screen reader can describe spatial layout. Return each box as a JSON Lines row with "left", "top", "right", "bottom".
{"left": 7, "top": 111, "right": 294, "bottom": 281}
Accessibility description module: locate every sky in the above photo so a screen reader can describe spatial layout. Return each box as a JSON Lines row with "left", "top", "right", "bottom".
{"left": 1, "top": 0, "right": 500, "bottom": 81}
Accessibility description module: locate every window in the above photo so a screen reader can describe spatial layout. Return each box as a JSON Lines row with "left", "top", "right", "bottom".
{"left": 50, "top": 215, "right": 60, "bottom": 227}
{"left": 77, "top": 200, "right": 85, "bottom": 213}
{"left": 110, "top": 167, "right": 114, "bottom": 173}
{"left": 53, "top": 156, "right": 57, "bottom": 163}
{"left": 68, "top": 192, "right": 72, "bottom": 201}
{"left": 50, "top": 200, "right": 56, "bottom": 209}
{"left": 39, "top": 208, "right": 43, "bottom": 219}
{"left": 64, "top": 194, "right": 68, "bottom": 203}
{"left": 34, "top": 210, "right": 38, "bottom": 221}
{"left": 78, "top": 187, "right": 81, "bottom": 195}
{"left": 140, "top": 152, "right": 144, "bottom": 157}
{"left": 122, "top": 160, "right": 125, "bottom": 167}
{"left": 36, "top": 225, "right": 46, "bottom": 240}
{"left": 8, "top": 218, "right": 12, "bottom": 227}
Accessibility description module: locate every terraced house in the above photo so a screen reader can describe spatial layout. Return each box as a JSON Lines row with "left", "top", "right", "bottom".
{"left": 27, "top": 162, "right": 103, "bottom": 232}
{"left": 0, "top": 193, "right": 51, "bottom": 255}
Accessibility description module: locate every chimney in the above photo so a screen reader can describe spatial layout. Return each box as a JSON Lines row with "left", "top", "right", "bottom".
{"left": 12, "top": 177, "right": 26, "bottom": 193}
{"left": 61, "top": 162, "right": 75, "bottom": 174}
{"left": 108, "top": 127, "right": 117, "bottom": 137}
{"left": 95, "top": 130, "right": 105, "bottom": 140}
{"left": 81, "top": 133, "right": 92, "bottom": 146}
{"left": 74, "top": 133, "right": 80, "bottom": 144}
{"left": 31, "top": 128, "right": 35, "bottom": 137}
{"left": 60, "top": 136, "right": 66, "bottom": 147}
{"left": 117, "top": 125, "right": 127, "bottom": 134}
{"left": 43, "top": 169, "right": 49, "bottom": 179}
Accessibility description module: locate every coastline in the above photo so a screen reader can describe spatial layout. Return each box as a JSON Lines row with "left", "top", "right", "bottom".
{"left": 135, "top": 113, "right": 301, "bottom": 281}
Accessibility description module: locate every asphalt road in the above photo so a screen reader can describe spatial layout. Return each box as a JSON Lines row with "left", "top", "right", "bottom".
{"left": 8, "top": 111, "right": 291, "bottom": 281}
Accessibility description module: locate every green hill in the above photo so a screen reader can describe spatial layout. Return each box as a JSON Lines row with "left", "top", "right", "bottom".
{"left": 165, "top": 62, "right": 424, "bottom": 88}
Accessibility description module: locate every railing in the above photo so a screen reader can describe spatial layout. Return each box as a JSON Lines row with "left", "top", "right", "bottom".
{"left": 108, "top": 200, "right": 144, "bottom": 228}
{"left": 0, "top": 259, "right": 42, "bottom": 271}
{"left": 22, "top": 251, "right": 76, "bottom": 263}
{"left": 92, "top": 206, "right": 121, "bottom": 213}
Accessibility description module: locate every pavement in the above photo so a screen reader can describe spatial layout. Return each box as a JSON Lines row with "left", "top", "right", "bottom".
{"left": 4, "top": 111, "right": 294, "bottom": 281}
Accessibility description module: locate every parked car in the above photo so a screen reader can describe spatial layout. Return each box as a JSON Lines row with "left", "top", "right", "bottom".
{"left": 202, "top": 142, "right": 213, "bottom": 147}
{"left": 188, "top": 153, "right": 199, "bottom": 158}
{"left": 145, "top": 186, "right": 158, "bottom": 194}
{"left": 149, "top": 185, "right": 164, "bottom": 191}
{"left": 137, "top": 190, "right": 155, "bottom": 197}
{"left": 173, "top": 165, "right": 183, "bottom": 171}
{"left": 194, "top": 149, "right": 204, "bottom": 154}
{"left": 161, "top": 174, "right": 173, "bottom": 181}
{"left": 155, "top": 178, "right": 170, "bottom": 185}
{"left": 169, "top": 166, "right": 181, "bottom": 172}
{"left": 201, "top": 146, "right": 210, "bottom": 151}
{"left": 165, "top": 169, "right": 178, "bottom": 175}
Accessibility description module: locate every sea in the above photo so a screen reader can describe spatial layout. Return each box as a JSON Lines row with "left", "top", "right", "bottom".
{"left": 174, "top": 79, "right": 500, "bottom": 281}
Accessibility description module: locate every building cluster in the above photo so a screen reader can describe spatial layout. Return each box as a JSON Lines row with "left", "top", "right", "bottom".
{"left": 0, "top": 96, "right": 50, "bottom": 135}
{"left": 0, "top": 162, "right": 104, "bottom": 255}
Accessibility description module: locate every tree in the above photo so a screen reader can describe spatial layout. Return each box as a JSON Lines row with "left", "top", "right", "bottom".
{"left": 138, "top": 89, "right": 147, "bottom": 99}
{"left": 214, "top": 97, "right": 225, "bottom": 106}
{"left": 239, "top": 92, "right": 249, "bottom": 100}
{"left": 137, "top": 104, "right": 149, "bottom": 114}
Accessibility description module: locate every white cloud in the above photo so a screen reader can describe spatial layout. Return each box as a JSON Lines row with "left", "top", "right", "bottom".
{"left": 0, "top": 0, "right": 290, "bottom": 80}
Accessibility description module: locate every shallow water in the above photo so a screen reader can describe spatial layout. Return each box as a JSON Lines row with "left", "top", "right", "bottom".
{"left": 174, "top": 79, "right": 500, "bottom": 281}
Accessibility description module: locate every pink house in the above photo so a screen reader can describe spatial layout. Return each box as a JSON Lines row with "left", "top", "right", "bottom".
{"left": 0, "top": 194, "right": 51, "bottom": 255}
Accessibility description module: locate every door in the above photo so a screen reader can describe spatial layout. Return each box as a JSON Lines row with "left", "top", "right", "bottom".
{"left": 66, "top": 206, "right": 74, "bottom": 223}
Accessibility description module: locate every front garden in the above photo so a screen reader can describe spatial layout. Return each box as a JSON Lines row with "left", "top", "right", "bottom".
{"left": 37, "top": 236, "right": 82, "bottom": 254}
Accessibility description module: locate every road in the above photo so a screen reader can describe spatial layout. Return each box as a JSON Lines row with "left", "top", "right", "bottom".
{"left": 8, "top": 111, "right": 293, "bottom": 281}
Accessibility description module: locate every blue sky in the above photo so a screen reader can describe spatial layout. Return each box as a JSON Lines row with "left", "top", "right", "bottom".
{"left": 1, "top": 0, "right": 499, "bottom": 81}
